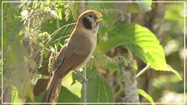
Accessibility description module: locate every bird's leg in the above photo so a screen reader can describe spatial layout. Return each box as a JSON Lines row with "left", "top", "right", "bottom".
{"left": 75, "top": 70, "right": 88, "bottom": 84}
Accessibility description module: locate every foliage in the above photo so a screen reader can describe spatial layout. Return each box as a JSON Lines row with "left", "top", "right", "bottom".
{"left": 101, "top": 23, "right": 167, "bottom": 70}
{"left": 151, "top": 2, "right": 185, "bottom": 102}
{"left": 81, "top": 74, "right": 113, "bottom": 102}
{"left": 138, "top": 89, "right": 155, "bottom": 105}
{"left": 1, "top": 0, "right": 184, "bottom": 104}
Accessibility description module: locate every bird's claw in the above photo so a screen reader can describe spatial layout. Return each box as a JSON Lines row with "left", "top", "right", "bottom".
{"left": 75, "top": 70, "right": 88, "bottom": 84}
{"left": 81, "top": 77, "right": 88, "bottom": 84}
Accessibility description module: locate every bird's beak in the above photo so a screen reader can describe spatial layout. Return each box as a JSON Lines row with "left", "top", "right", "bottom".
{"left": 96, "top": 12, "right": 103, "bottom": 22}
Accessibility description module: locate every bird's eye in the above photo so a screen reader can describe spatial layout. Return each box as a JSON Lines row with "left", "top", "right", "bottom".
{"left": 88, "top": 14, "right": 93, "bottom": 18}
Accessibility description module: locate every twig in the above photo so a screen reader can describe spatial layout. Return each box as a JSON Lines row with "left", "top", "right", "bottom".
{"left": 82, "top": 0, "right": 87, "bottom": 104}
{"left": 136, "top": 63, "right": 150, "bottom": 78}
{"left": 83, "top": 65, "right": 87, "bottom": 104}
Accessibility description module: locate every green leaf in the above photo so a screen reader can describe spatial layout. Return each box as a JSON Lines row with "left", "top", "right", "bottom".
{"left": 41, "top": 14, "right": 75, "bottom": 49}
{"left": 26, "top": 92, "right": 44, "bottom": 102}
{"left": 118, "top": 72, "right": 122, "bottom": 88}
{"left": 166, "top": 64, "right": 183, "bottom": 81}
{"left": 13, "top": 41, "right": 29, "bottom": 63}
{"left": 16, "top": 33, "right": 25, "bottom": 41}
{"left": 34, "top": 1, "right": 38, "bottom": 9}
{"left": 144, "top": 0, "right": 152, "bottom": 10}
{"left": 133, "top": 60, "right": 138, "bottom": 70}
{"left": 136, "top": 0, "right": 150, "bottom": 13}
{"left": 105, "top": 61, "right": 119, "bottom": 70}
{"left": 101, "top": 23, "right": 167, "bottom": 70}
{"left": 58, "top": 8, "right": 62, "bottom": 20}
{"left": 7, "top": 20, "right": 24, "bottom": 44}
{"left": 105, "top": 61, "right": 119, "bottom": 75}
{"left": 58, "top": 85, "right": 80, "bottom": 102}
{"left": 71, "top": 72, "right": 82, "bottom": 86}
{"left": 138, "top": 89, "right": 155, "bottom": 105}
{"left": 6, "top": 18, "right": 22, "bottom": 29}
{"left": 8, "top": 7, "right": 21, "bottom": 16}
{"left": 11, "top": 85, "right": 18, "bottom": 103}
{"left": 100, "top": 35, "right": 129, "bottom": 53}
{"left": 40, "top": 2, "right": 43, "bottom": 9}
{"left": 82, "top": 74, "right": 113, "bottom": 102}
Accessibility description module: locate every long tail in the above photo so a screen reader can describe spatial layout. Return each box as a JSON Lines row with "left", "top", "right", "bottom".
{"left": 41, "top": 72, "right": 62, "bottom": 103}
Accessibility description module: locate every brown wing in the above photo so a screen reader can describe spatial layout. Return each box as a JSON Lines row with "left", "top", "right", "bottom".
{"left": 55, "top": 31, "right": 92, "bottom": 78}
{"left": 53, "top": 44, "right": 67, "bottom": 71}
{"left": 57, "top": 51, "right": 90, "bottom": 78}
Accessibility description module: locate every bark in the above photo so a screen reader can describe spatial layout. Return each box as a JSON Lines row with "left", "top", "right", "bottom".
{"left": 115, "top": 47, "right": 139, "bottom": 103}
{"left": 103, "top": 0, "right": 140, "bottom": 103}
{"left": 104, "top": 0, "right": 166, "bottom": 103}
{"left": 131, "top": 1, "right": 167, "bottom": 102}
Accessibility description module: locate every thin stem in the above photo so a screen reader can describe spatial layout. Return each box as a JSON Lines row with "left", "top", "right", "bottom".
{"left": 82, "top": 1, "right": 86, "bottom": 104}
{"left": 136, "top": 63, "right": 151, "bottom": 78}
{"left": 114, "top": 88, "right": 123, "bottom": 98}
{"left": 83, "top": 65, "right": 87, "bottom": 104}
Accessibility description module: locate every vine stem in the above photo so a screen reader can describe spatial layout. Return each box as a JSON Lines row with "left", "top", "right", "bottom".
{"left": 136, "top": 63, "right": 151, "bottom": 78}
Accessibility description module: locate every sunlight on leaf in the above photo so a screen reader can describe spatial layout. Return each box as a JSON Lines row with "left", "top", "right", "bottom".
{"left": 11, "top": 85, "right": 18, "bottom": 104}
{"left": 144, "top": 0, "right": 152, "bottom": 10}
{"left": 133, "top": 60, "right": 138, "bottom": 70}
{"left": 101, "top": 23, "right": 167, "bottom": 70}
{"left": 58, "top": 8, "right": 62, "bottom": 20}
{"left": 138, "top": 89, "right": 155, "bottom": 105}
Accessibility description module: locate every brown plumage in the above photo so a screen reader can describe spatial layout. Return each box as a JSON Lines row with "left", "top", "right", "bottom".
{"left": 41, "top": 10, "right": 103, "bottom": 103}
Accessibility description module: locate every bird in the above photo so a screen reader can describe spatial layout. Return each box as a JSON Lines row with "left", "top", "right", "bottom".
{"left": 41, "top": 10, "right": 103, "bottom": 103}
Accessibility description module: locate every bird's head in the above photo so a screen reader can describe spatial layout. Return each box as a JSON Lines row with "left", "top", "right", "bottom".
{"left": 77, "top": 10, "right": 103, "bottom": 34}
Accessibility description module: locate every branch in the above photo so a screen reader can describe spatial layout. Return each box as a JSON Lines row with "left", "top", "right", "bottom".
{"left": 115, "top": 46, "right": 139, "bottom": 103}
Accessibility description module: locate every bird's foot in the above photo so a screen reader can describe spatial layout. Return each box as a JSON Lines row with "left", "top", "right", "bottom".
{"left": 81, "top": 77, "right": 88, "bottom": 84}
{"left": 75, "top": 70, "right": 88, "bottom": 84}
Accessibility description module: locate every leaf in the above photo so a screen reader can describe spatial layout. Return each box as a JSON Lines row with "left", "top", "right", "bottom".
{"left": 138, "top": 89, "right": 155, "bottom": 105}
{"left": 136, "top": 0, "right": 150, "bottom": 13}
{"left": 166, "top": 64, "right": 183, "bottom": 81}
{"left": 13, "top": 41, "right": 29, "bottom": 63}
{"left": 144, "top": 0, "right": 152, "bottom": 10}
{"left": 58, "top": 85, "right": 80, "bottom": 102}
{"left": 40, "top": 2, "right": 43, "bottom": 9}
{"left": 105, "top": 61, "right": 119, "bottom": 70}
{"left": 8, "top": 7, "right": 21, "bottom": 16}
{"left": 133, "top": 60, "right": 138, "bottom": 70}
{"left": 82, "top": 74, "right": 113, "bottom": 102}
{"left": 26, "top": 92, "right": 44, "bottom": 102}
{"left": 71, "top": 72, "right": 82, "bottom": 86}
{"left": 41, "top": 14, "right": 75, "bottom": 49}
{"left": 11, "top": 85, "right": 18, "bottom": 103}
{"left": 16, "top": 33, "right": 25, "bottom": 41}
{"left": 58, "top": 8, "right": 62, "bottom": 20}
{"left": 105, "top": 61, "right": 119, "bottom": 75}
{"left": 7, "top": 20, "right": 24, "bottom": 44}
{"left": 100, "top": 35, "right": 129, "bottom": 53}
{"left": 101, "top": 23, "right": 167, "bottom": 70}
